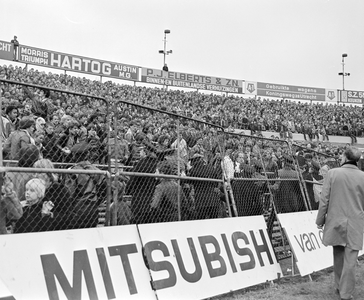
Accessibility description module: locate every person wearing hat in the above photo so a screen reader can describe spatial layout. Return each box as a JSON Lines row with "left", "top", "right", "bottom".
{"left": 3, "top": 117, "right": 36, "bottom": 161}
{"left": 316, "top": 146, "right": 364, "bottom": 300}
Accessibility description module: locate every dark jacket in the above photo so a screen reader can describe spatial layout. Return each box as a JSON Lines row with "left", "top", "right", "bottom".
{"left": 125, "top": 155, "right": 158, "bottom": 224}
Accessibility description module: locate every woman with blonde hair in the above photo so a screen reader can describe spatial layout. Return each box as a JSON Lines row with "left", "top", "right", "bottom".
{"left": 33, "top": 158, "right": 73, "bottom": 230}
{"left": 33, "top": 158, "right": 58, "bottom": 186}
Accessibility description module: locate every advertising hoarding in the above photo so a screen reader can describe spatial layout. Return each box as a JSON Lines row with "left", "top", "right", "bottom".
{"left": 18, "top": 44, "right": 139, "bottom": 81}
{"left": 338, "top": 90, "right": 364, "bottom": 104}
{"left": 257, "top": 82, "right": 326, "bottom": 101}
{"left": 0, "top": 40, "right": 14, "bottom": 61}
{"left": 141, "top": 68, "right": 243, "bottom": 93}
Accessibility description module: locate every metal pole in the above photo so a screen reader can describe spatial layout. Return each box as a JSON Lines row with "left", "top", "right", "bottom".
{"left": 0, "top": 95, "right": 2, "bottom": 167}
{"left": 177, "top": 119, "right": 181, "bottom": 221}
{"left": 163, "top": 32, "right": 167, "bottom": 67}
{"left": 342, "top": 56, "right": 345, "bottom": 91}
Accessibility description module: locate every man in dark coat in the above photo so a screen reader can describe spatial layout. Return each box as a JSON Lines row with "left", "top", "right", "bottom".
{"left": 188, "top": 153, "right": 221, "bottom": 220}
{"left": 125, "top": 145, "right": 158, "bottom": 224}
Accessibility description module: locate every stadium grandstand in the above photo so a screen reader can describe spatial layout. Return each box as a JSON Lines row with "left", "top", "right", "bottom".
{"left": 1, "top": 37, "right": 364, "bottom": 235}
{"left": 2, "top": 37, "right": 364, "bottom": 299}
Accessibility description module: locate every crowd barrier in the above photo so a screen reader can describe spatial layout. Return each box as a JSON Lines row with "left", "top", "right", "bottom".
{"left": 0, "top": 79, "right": 355, "bottom": 299}
{"left": 0, "top": 80, "right": 333, "bottom": 246}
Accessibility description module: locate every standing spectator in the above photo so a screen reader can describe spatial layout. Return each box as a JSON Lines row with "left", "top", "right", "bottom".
{"left": 2, "top": 105, "right": 19, "bottom": 138}
{"left": 65, "top": 147, "right": 107, "bottom": 229}
{"left": 42, "top": 123, "right": 61, "bottom": 162}
{"left": 56, "top": 120, "right": 79, "bottom": 162}
{"left": 125, "top": 121, "right": 137, "bottom": 144}
{"left": 150, "top": 160, "right": 187, "bottom": 223}
{"left": 188, "top": 153, "right": 220, "bottom": 219}
{"left": 110, "top": 179, "right": 132, "bottom": 225}
{"left": 171, "top": 132, "right": 188, "bottom": 161}
{"left": 10, "top": 36, "right": 19, "bottom": 61}
{"left": 222, "top": 146, "right": 234, "bottom": 180}
{"left": 3, "top": 118, "right": 36, "bottom": 161}
{"left": 125, "top": 145, "right": 158, "bottom": 224}
{"left": 316, "top": 147, "right": 364, "bottom": 300}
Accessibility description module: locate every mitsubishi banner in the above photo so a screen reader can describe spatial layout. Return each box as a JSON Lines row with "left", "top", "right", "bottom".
{"left": 0, "top": 217, "right": 281, "bottom": 300}
{"left": 17, "top": 44, "right": 139, "bottom": 81}
{"left": 141, "top": 68, "right": 243, "bottom": 94}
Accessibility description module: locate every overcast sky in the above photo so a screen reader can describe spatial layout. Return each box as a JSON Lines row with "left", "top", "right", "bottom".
{"left": 2, "top": 0, "right": 364, "bottom": 91}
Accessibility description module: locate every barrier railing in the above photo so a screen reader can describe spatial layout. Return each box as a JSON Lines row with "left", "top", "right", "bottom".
{"left": 220, "top": 132, "right": 310, "bottom": 259}
{"left": 0, "top": 79, "right": 344, "bottom": 262}
{"left": 292, "top": 143, "right": 339, "bottom": 210}
{"left": 0, "top": 79, "right": 113, "bottom": 225}
{"left": 1, "top": 166, "right": 111, "bottom": 233}
{"left": 111, "top": 98, "right": 227, "bottom": 223}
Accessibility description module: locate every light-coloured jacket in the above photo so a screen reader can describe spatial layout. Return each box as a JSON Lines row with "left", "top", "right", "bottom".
{"left": 316, "top": 164, "right": 364, "bottom": 250}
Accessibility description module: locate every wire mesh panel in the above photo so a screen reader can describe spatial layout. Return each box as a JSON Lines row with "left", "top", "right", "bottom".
{"left": 292, "top": 143, "right": 340, "bottom": 210}
{"left": 0, "top": 79, "right": 111, "bottom": 168}
{"left": 114, "top": 100, "right": 225, "bottom": 224}
{"left": 0, "top": 79, "right": 113, "bottom": 232}
{"left": 3, "top": 166, "right": 110, "bottom": 234}
{"left": 221, "top": 132, "right": 308, "bottom": 259}
{"left": 223, "top": 132, "right": 308, "bottom": 215}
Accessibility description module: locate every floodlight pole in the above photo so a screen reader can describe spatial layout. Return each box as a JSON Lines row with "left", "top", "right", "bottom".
{"left": 338, "top": 53, "right": 350, "bottom": 104}
{"left": 159, "top": 29, "right": 172, "bottom": 71}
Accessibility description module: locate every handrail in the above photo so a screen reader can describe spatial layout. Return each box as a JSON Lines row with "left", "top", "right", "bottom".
{"left": 0, "top": 166, "right": 111, "bottom": 177}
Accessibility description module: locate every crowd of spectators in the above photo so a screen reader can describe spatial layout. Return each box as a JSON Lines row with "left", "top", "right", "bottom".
{"left": 1, "top": 63, "right": 363, "bottom": 234}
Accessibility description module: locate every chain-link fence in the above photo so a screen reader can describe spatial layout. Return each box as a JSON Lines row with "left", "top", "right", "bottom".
{"left": 220, "top": 132, "right": 309, "bottom": 259}
{"left": 1, "top": 78, "right": 345, "bottom": 262}
{"left": 0, "top": 79, "right": 113, "bottom": 231}
{"left": 2, "top": 166, "right": 110, "bottom": 234}
{"left": 292, "top": 143, "right": 340, "bottom": 211}
{"left": 110, "top": 99, "right": 226, "bottom": 225}
{"left": 0, "top": 79, "right": 111, "bottom": 167}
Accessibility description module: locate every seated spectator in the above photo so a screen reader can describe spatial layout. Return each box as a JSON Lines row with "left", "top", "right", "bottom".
{"left": 33, "top": 159, "right": 73, "bottom": 230}
{"left": 0, "top": 175, "right": 22, "bottom": 234}
{"left": 13, "top": 178, "right": 47, "bottom": 233}
{"left": 7, "top": 145, "right": 40, "bottom": 201}
{"left": 64, "top": 145, "right": 107, "bottom": 229}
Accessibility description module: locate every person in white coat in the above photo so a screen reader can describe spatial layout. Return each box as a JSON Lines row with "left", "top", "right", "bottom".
{"left": 316, "top": 146, "right": 364, "bottom": 300}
